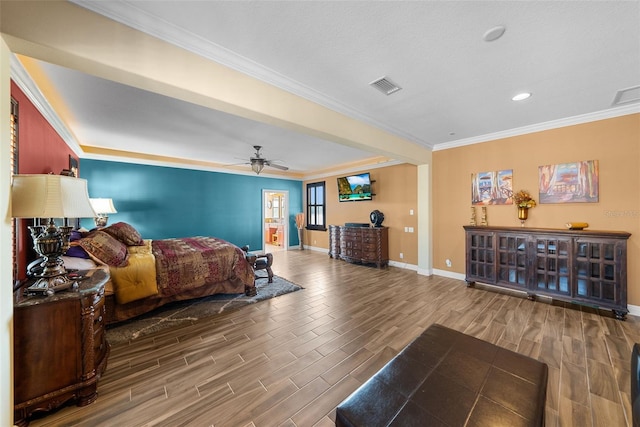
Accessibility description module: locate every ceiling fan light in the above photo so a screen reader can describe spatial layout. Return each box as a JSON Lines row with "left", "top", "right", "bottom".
{"left": 251, "top": 161, "right": 264, "bottom": 174}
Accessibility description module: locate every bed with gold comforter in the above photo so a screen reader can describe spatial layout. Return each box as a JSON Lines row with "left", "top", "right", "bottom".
{"left": 103, "top": 236, "right": 255, "bottom": 324}
{"left": 67, "top": 222, "right": 254, "bottom": 324}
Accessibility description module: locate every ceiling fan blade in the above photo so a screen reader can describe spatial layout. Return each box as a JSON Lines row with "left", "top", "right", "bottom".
{"left": 224, "top": 161, "right": 250, "bottom": 167}
{"left": 265, "top": 161, "right": 289, "bottom": 171}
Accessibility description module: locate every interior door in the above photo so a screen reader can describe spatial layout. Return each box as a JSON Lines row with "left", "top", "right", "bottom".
{"left": 262, "top": 189, "right": 288, "bottom": 252}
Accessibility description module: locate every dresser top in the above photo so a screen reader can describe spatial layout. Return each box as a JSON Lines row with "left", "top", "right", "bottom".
{"left": 463, "top": 225, "right": 631, "bottom": 239}
{"left": 15, "top": 268, "right": 109, "bottom": 307}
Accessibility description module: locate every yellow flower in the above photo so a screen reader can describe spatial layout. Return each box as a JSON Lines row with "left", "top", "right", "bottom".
{"left": 513, "top": 190, "right": 536, "bottom": 208}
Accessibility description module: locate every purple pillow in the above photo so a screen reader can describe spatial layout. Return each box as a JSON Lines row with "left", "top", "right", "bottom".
{"left": 66, "top": 245, "right": 90, "bottom": 259}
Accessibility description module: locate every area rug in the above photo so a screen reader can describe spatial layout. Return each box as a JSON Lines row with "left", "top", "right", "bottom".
{"left": 106, "top": 275, "right": 302, "bottom": 345}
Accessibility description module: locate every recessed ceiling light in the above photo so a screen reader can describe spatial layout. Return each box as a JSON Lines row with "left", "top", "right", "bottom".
{"left": 512, "top": 92, "right": 532, "bottom": 101}
{"left": 483, "top": 26, "right": 506, "bottom": 42}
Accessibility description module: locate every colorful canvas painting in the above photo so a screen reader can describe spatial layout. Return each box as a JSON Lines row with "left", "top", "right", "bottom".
{"left": 471, "top": 169, "right": 513, "bottom": 205}
{"left": 538, "top": 160, "right": 599, "bottom": 204}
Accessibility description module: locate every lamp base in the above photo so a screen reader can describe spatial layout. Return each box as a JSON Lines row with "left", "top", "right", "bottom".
{"left": 94, "top": 215, "right": 109, "bottom": 228}
{"left": 26, "top": 274, "right": 78, "bottom": 296}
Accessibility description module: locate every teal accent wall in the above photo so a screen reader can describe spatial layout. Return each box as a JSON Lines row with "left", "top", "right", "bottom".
{"left": 81, "top": 159, "right": 303, "bottom": 250}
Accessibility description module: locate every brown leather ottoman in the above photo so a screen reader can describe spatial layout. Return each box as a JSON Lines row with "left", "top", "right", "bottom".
{"left": 335, "top": 323, "right": 548, "bottom": 426}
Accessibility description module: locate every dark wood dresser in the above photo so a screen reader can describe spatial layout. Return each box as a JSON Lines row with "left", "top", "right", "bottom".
{"left": 464, "top": 226, "right": 630, "bottom": 319}
{"left": 329, "top": 225, "right": 389, "bottom": 268}
{"left": 14, "top": 269, "right": 110, "bottom": 426}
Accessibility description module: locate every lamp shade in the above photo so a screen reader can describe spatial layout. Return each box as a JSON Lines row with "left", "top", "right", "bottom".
{"left": 11, "top": 174, "right": 97, "bottom": 218}
{"left": 90, "top": 198, "right": 117, "bottom": 214}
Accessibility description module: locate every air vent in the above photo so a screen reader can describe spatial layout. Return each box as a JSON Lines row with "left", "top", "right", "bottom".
{"left": 369, "top": 76, "right": 402, "bottom": 96}
{"left": 613, "top": 85, "right": 640, "bottom": 106}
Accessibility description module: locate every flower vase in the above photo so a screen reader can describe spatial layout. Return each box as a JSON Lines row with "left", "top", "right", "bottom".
{"left": 297, "top": 228, "right": 304, "bottom": 250}
{"left": 518, "top": 207, "right": 529, "bottom": 227}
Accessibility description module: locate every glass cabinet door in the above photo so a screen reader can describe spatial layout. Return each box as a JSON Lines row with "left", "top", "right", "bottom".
{"left": 467, "top": 231, "right": 495, "bottom": 283}
{"left": 575, "top": 239, "right": 620, "bottom": 305}
{"left": 496, "top": 234, "right": 528, "bottom": 289}
{"left": 534, "top": 237, "right": 571, "bottom": 296}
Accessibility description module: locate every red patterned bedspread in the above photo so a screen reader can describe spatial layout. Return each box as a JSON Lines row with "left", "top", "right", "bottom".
{"left": 152, "top": 237, "right": 254, "bottom": 297}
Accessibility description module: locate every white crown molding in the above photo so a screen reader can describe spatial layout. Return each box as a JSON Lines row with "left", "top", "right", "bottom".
{"left": 302, "top": 159, "right": 405, "bottom": 182}
{"left": 433, "top": 103, "right": 640, "bottom": 152}
{"left": 80, "top": 151, "right": 304, "bottom": 181}
{"left": 10, "top": 55, "right": 83, "bottom": 156}
{"left": 70, "top": 0, "right": 428, "bottom": 149}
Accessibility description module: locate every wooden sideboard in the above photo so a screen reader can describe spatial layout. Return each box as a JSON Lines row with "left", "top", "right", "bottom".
{"left": 329, "top": 225, "right": 389, "bottom": 268}
{"left": 464, "top": 226, "right": 631, "bottom": 319}
{"left": 14, "top": 269, "right": 110, "bottom": 426}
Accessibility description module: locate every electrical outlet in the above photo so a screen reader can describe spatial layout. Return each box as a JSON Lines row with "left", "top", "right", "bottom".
{"left": 400, "top": 253, "right": 404, "bottom": 259}
{"left": 446, "top": 259, "right": 452, "bottom": 267}
{"left": 404, "top": 227, "right": 409, "bottom": 232}
{"left": 410, "top": 209, "right": 414, "bottom": 215}
{"left": 408, "top": 227, "right": 414, "bottom": 233}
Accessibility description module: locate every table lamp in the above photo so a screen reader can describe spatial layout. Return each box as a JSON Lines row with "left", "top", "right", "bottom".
{"left": 11, "top": 174, "right": 97, "bottom": 295}
{"left": 89, "top": 198, "right": 117, "bottom": 227}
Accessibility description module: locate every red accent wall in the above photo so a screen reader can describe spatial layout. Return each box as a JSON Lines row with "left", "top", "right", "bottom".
{"left": 12, "top": 81, "right": 77, "bottom": 280}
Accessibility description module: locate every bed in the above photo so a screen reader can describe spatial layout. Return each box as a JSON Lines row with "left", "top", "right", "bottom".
{"left": 63, "top": 222, "right": 256, "bottom": 324}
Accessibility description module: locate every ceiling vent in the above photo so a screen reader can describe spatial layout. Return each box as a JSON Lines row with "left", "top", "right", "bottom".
{"left": 370, "top": 76, "right": 402, "bottom": 96}
{"left": 612, "top": 85, "right": 640, "bottom": 106}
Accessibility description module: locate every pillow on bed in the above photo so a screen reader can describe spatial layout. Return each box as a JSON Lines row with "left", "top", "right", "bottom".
{"left": 128, "top": 239, "right": 153, "bottom": 255}
{"left": 78, "top": 230, "right": 129, "bottom": 267}
{"left": 102, "top": 222, "right": 144, "bottom": 246}
{"left": 65, "top": 244, "right": 90, "bottom": 259}
{"left": 64, "top": 230, "right": 91, "bottom": 258}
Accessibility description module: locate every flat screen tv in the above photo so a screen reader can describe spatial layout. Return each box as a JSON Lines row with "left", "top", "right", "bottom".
{"left": 337, "top": 172, "right": 373, "bottom": 202}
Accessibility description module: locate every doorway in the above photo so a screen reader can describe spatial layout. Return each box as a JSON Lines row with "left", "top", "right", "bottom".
{"left": 262, "top": 189, "right": 289, "bottom": 253}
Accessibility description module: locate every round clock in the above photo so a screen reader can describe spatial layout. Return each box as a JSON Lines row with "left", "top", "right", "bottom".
{"left": 370, "top": 210, "right": 385, "bottom": 227}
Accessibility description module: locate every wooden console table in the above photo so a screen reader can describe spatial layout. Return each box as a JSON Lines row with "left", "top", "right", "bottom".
{"left": 14, "top": 269, "right": 110, "bottom": 426}
{"left": 464, "top": 226, "right": 630, "bottom": 319}
{"left": 329, "top": 225, "right": 389, "bottom": 268}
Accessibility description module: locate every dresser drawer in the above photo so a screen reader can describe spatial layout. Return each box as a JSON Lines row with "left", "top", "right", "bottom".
{"left": 362, "top": 242, "right": 379, "bottom": 252}
{"left": 341, "top": 229, "right": 361, "bottom": 239}
{"left": 341, "top": 240, "right": 361, "bottom": 250}
{"left": 344, "top": 249, "right": 362, "bottom": 259}
{"left": 94, "top": 328, "right": 107, "bottom": 362}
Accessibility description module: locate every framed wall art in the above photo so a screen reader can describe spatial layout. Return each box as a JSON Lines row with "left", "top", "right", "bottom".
{"left": 538, "top": 160, "right": 599, "bottom": 204}
{"left": 69, "top": 155, "right": 79, "bottom": 177}
{"left": 471, "top": 169, "right": 513, "bottom": 205}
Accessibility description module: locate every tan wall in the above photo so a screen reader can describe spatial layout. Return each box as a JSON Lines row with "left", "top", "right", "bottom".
{"left": 304, "top": 163, "right": 419, "bottom": 265}
{"left": 433, "top": 113, "right": 640, "bottom": 305}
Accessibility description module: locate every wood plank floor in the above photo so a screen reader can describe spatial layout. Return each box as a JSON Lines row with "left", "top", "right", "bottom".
{"left": 30, "top": 249, "right": 639, "bottom": 427}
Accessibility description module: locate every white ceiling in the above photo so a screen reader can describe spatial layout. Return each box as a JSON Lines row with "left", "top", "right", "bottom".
{"left": 12, "top": 1, "right": 640, "bottom": 177}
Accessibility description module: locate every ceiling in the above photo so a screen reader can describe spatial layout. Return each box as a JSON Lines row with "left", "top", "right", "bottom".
{"left": 7, "top": 1, "right": 640, "bottom": 178}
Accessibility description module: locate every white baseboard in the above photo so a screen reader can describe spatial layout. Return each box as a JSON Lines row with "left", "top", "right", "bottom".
{"left": 628, "top": 305, "right": 640, "bottom": 317}
{"left": 388, "top": 260, "right": 418, "bottom": 271}
{"left": 300, "top": 246, "right": 419, "bottom": 271}
{"left": 432, "top": 269, "right": 465, "bottom": 281}
{"left": 300, "top": 245, "right": 326, "bottom": 253}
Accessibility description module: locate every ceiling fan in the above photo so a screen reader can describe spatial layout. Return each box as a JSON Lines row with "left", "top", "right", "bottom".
{"left": 246, "top": 145, "right": 289, "bottom": 175}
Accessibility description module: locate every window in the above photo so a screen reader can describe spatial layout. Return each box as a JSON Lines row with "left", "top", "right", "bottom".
{"left": 11, "top": 98, "right": 19, "bottom": 282}
{"left": 306, "top": 181, "right": 326, "bottom": 231}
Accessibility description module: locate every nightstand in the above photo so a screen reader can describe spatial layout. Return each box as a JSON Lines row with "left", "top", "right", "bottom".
{"left": 13, "top": 269, "right": 110, "bottom": 426}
